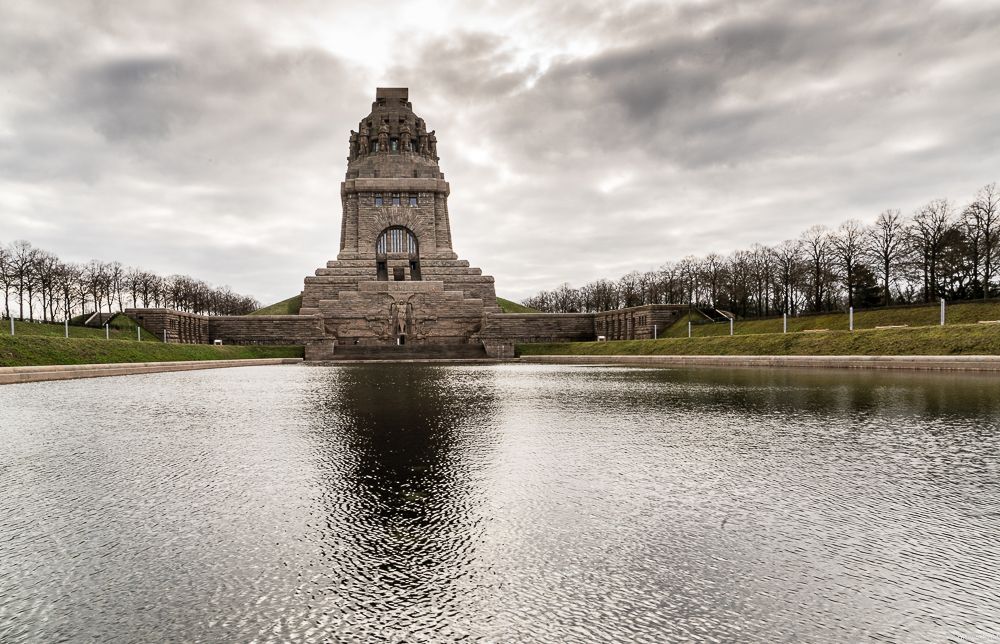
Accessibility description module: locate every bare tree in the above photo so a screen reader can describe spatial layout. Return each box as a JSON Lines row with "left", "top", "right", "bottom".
{"left": 868, "top": 209, "right": 906, "bottom": 306}
{"left": 700, "top": 253, "right": 726, "bottom": 308}
{"left": 9, "top": 240, "right": 36, "bottom": 320}
{"left": 771, "top": 240, "right": 801, "bottom": 314}
{"left": 618, "top": 272, "right": 642, "bottom": 308}
{"left": 800, "top": 225, "right": 833, "bottom": 312}
{"left": 107, "top": 261, "right": 125, "bottom": 312}
{"left": 909, "top": 199, "right": 954, "bottom": 302}
{"left": 0, "top": 243, "right": 13, "bottom": 319}
{"left": 831, "top": 220, "right": 867, "bottom": 309}
{"left": 965, "top": 183, "right": 1000, "bottom": 299}
{"left": 31, "top": 250, "right": 59, "bottom": 322}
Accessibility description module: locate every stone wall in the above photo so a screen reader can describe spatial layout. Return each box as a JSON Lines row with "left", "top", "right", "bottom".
{"left": 593, "top": 305, "right": 687, "bottom": 340}
{"left": 125, "top": 309, "right": 324, "bottom": 345}
{"left": 479, "top": 305, "right": 691, "bottom": 358}
{"left": 480, "top": 313, "right": 596, "bottom": 358}
{"left": 126, "top": 309, "right": 209, "bottom": 343}
{"left": 209, "top": 315, "right": 325, "bottom": 345}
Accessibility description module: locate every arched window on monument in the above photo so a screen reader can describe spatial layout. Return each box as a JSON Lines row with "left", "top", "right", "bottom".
{"left": 375, "top": 226, "right": 420, "bottom": 281}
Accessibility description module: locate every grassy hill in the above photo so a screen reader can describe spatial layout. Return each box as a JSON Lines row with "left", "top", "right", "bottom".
{"left": 497, "top": 297, "right": 538, "bottom": 313}
{"left": 519, "top": 323, "right": 1000, "bottom": 357}
{"left": 0, "top": 335, "right": 302, "bottom": 367}
{"left": 250, "top": 294, "right": 303, "bottom": 316}
{"left": 663, "top": 300, "right": 1000, "bottom": 338}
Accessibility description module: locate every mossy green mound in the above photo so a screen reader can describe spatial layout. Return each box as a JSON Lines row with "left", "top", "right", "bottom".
{"left": 250, "top": 294, "right": 303, "bottom": 316}
{"left": 497, "top": 297, "right": 538, "bottom": 313}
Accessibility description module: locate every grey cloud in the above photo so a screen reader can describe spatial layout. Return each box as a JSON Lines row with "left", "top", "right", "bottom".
{"left": 1, "top": 0, "right": 999, "bottom": 304}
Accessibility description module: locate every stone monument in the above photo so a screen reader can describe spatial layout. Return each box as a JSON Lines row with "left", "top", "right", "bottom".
{"left": 300, "top": 87, "right": 500, "bottom": 359}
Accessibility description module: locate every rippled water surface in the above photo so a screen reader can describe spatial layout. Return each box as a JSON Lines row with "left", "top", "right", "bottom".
{"left": 1, "top": 364, "right": 999, "bottom": 643}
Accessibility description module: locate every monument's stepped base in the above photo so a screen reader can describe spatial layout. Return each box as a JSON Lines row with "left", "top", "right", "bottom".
{"left": 305, "top": 342, "right": 488, "bottom": 361}
{"left": 301, "top": 257, "right": 499, "bottom": 315}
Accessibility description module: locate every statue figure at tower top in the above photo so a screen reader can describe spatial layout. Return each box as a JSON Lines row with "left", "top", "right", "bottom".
{"left": 358, "top": 125, "right": 369, "bottom": 155}
{"left": 377, "top": 124, "right": 389, "bottom": 153}
{"left": 400, "top": 123, "right": 412, "bottom": 152}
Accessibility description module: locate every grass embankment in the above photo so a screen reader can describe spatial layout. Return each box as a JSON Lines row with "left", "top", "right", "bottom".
{"left": 0, "top": 335, "right": 303, "bottom": 367}
{"left": 497, "top": 297, "right": 538, "bottom": 313}
{"left": 519, "top": 323, "right": 1000, "bottom": 357}
{"left": 3, "top": 316, "right": 158, "bottom": 341}
{"left": 250, "top": 294, "right": 303, "bottom": 315}
{"left": 666, "top": 300, "right": 1000, "bottom": 338}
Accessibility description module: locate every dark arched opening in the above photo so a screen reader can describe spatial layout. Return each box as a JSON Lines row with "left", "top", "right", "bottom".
{"left": 376, "top": 226, "right": 421, "bottom": 281}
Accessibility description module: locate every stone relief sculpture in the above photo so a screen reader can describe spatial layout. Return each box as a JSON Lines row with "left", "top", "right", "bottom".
{"left": 349, "top": 130, "right": 358, "bottom": 159}
{"left": 362, "top": 293, "right": 394, "bottom": 338}
{"left": 377, "top": 124, "right": 389, "bottom": 153}
{"left": 428, "top": 130, "right": 437, "bottom": 157}
{"left": 389, "top": 300, "right": 410, "bottom": 338}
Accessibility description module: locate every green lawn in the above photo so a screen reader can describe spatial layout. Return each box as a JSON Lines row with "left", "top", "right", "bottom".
{"left": 0, "top": 335, "right": 303, "bottom": 367}
{"left": 519, "top": 323, "right": 1000, "bottom": 357}
{"left": 663, "top": 300, "right": 1000, "bottom": 338}
{"left": 497, "top": 297, "right": 538, "bottom": 313}
{"left": 3, "top": 316, "right": 159, "bottom": 341}
{"left": 250, "top": 294, "right": 303, "bottom": 315}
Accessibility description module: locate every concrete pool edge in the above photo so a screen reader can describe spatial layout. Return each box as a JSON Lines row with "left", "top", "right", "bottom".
{"left": 518, "top": 354, "right": 1000, "bottom": 372}
{"left": 0, "top": 358, "right": 304, "bottom": 385}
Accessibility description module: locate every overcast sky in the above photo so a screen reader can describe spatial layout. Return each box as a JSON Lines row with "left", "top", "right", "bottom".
{"left": 2, "top": 1, "right": 999, "bottom": 304}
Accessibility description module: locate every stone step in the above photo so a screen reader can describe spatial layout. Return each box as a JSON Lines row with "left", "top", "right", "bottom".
{"left": 322, "top": 258, "right": 472, "bottom": 269}
{"left": 322, "top": 343, "right": 488, "bottom": 361}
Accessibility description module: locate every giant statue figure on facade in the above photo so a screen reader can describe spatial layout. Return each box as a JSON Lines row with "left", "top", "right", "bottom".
{"left": 377, "top": 123, "right": 389, "bottom": 153}
{"left": 358, "top": 126, "right": 370, "bottom": 155}
{"left": 400, "top": 123, "right": 412, "bottom": 152}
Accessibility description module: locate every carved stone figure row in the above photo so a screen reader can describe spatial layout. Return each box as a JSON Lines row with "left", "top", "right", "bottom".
{"left": 349, "top": 118, "right": 438, "bottom": 159}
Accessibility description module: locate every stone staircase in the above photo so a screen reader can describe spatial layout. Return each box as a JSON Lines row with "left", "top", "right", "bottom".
{"left": 310, "top": 342, "right": 490, "bottom": 361}
{"left": 696, "top": 307, "right": 733, "bottom": 323}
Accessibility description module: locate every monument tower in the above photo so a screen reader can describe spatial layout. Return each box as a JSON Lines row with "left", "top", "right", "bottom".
{"left": 125, "top": 87, "right": 683, "bottom": 355}
{"left": 300, "top": 87, "right": 499, "bottom": 358}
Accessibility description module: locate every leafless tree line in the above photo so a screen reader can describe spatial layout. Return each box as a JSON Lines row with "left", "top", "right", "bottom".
{"left": 0, "top": 240, "right": 260, "bottom": 322}
{"left": 524, "top": 183, "right": 1000, "bottom": 316}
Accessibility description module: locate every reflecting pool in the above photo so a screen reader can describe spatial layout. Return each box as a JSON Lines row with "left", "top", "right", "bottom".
{"left": 1, "top": 364, "right": 999, "bottom": 642}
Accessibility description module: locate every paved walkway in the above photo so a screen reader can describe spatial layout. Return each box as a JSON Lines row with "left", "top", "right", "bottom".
{"left": 519, "top": 354, "right": 1000, "bottom": 372}
{"left": 0, "top": 358, "right": 303, "bottom": 385}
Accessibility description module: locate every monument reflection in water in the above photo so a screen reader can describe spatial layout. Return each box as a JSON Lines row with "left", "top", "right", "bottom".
{"left": 296, "top": 365, "right": 503, "bottom": 637}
